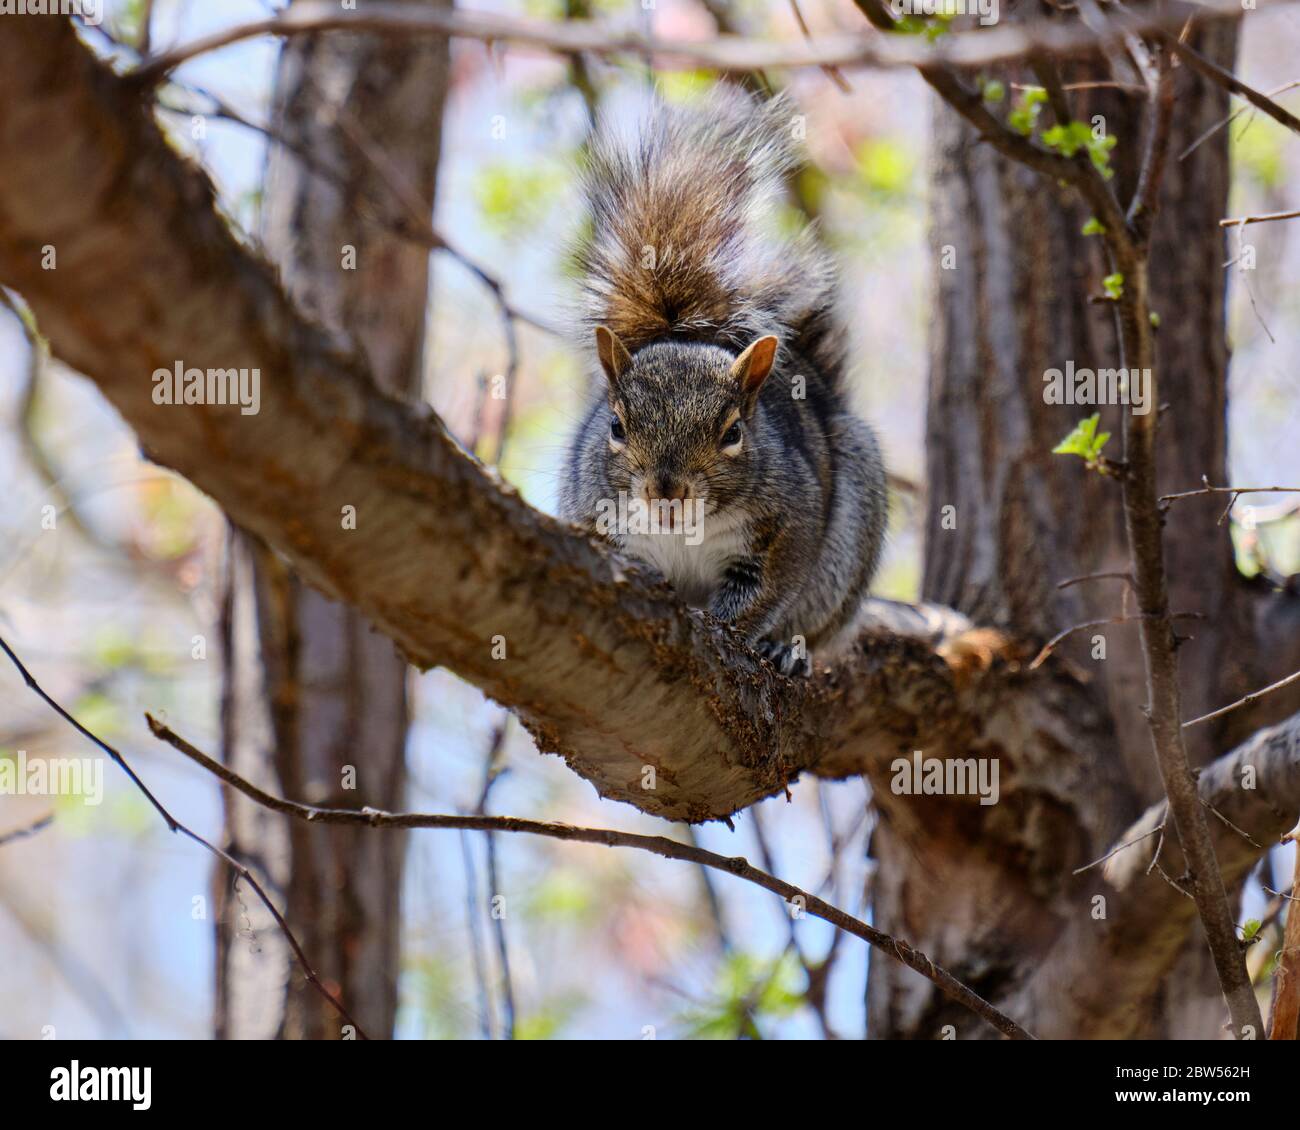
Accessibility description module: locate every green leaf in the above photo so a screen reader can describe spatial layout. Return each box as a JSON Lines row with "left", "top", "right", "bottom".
{"left": 1008, "top": 87, "right": 1048, "bottom": 137}
{"left": 1081, "top": 216, "right": 1106, "bottom": 236}
{"left": 1149, "top": 311, "right": 1161, "bottom": 328}
{"left": 472, "top": 160, "right": 565, "bottom": 237}
{"left": 1102, "top": 272, "right": 1124, "bottom": 301}
{"left": 855, "top": 138, "right": 916, "bottom": 199}
{"left": 1052, "top": 413, "right": 1111, "bottom": 463}
{"left": 889, "top": 15, "right": 930, "bottom": 35}
{"left": 1233, "top": 118, "right": 1286, "bottom": 191}
{"left": 1042, "top": 121, "right": 1092, "bottom": 158}
{"left": 658, "top": 68, "right": 717, "bottom": 103}
{"left": 981, "top": 79, "right": 1005, "bottom": 103}
{"left": 1088, "top": 132, "right": 1118, "bottom": 179}
{"left": 676, "top": 952, "right": 804, "bottom": 1040}
{"left": 1242, "top": 919, "right": 1261, "bottom": 941}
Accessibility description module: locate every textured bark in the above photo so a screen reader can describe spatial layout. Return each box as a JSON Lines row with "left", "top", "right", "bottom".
{"left": 214, "top": 0, "right": 450, "bottom": 1040}
{"left": 866, "top": 19, "right": 1300, "bottom": 1038}
{"left": 1266, "top": 823, "right": 1300, "bottom": 1039}
{"left": 2, "top": 12, "right": 1298, "bottom": 1040}
{"left": 0, "top": 13, "right": 1019, "bottom": 825}
{"left": 920, "top": 23, "right": 1246, "bottom": 791}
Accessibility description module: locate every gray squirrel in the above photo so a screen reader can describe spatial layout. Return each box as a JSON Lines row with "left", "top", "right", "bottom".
{"left": 560, "top": 91, "right": 887, "bottom": 676}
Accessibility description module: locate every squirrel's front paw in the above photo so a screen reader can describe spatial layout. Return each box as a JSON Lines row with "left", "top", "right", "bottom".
{"left": 756, "top": 638, "right": 812, "bottom": 678}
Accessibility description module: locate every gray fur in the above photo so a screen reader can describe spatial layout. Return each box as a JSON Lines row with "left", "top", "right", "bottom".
{"left": 560, "top": 91, "right": 888, "bottom": 673}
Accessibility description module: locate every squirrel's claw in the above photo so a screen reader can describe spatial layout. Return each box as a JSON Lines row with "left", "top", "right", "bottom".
{"left": 757, "top": 639, "right": 812, "bottom": 678}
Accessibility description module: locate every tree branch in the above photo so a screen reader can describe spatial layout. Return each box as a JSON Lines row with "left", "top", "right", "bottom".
{"left": 1158, "top": 30, "right": 1300, "bottom": 138}
{"left": 124, "top": 0, "right": 1277, "bottom": 85}
{"left": 1218, "top": 208, "right": 1300, "bottom": 228}
{"left": 850, "top": 0, "right": 1265, "bottom": 1037}
{"left": 0, "top": 13, "right": 1021, "bottom": 823}
{"left": 141, "top": 712, "right": 1034, "bottom": 1039}
{"left": 1014, "top": 709, "right": 1300, "bottom": 1036}
{"left": 0, "top": 633, "right": 369, "bottom": 1038}
{"left": 0, "top": 812, "right": 54, "bottom": 849}
{"left": 1267, "top": 821, "right": 1300, "bottom": 1039}
{"left": 1184, "top": 669, "right": 1300, "bottom": 731}
{"left": 1107, "top": 91, "right": 1265, "bottom": 1037}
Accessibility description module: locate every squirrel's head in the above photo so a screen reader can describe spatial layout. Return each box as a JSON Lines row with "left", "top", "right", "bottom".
{"left": 592, "top": 326, "right": 778, "bottom": 520}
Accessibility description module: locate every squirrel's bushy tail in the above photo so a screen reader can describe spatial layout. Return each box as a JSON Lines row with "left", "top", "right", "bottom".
{"left": 572, "top": 90, "right": 841, "bottom": 384}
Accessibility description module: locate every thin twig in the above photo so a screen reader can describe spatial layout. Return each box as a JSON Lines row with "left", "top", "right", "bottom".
{"left": 0, "top": 812, "right": 54, "bottom": 848}
{"left": 1126, "top": 40, "right": 1175, "bottom": 243}
{"left": 324, "top": 93, "right": 523, "bottom": 461}
{"left": 751, "top": 806, "right": 838, "bottom": 1039}
{"left": 1073, "top": 821, "right": 1165, "bottom": 875}
{"left": 457, "top": 828, "right": 495, "bottom": 1040}
{"left": 1183, "top": 668, "right": 1300, "bottom": 730}
{"left": 1159, "top": 32, "right": 1300, "bottom": 139}
{"left": 1103, "top": 34, "right": 1266, "bottom": 1032}
{"left": 1030, "top": 612, "right": 1204, "bottom": 670}
{"left": 161, "top": 78, "right": 538, "bottom": 462}
{"left": 0, "top": 291, "right": 104, "bottom": 548}
{"left": 473, "top": 720, "right": 515, "bottom": 1040}
{"left": 1227, "top": 219, "right": 1277, "bottom": 344}
{"left": 145, "top": 713, "right": 1036, "bottom": 1040}
{"left": 847, "top": 0, "right": 1133, "bottom": 246}
{"left": 1011, "top": 79, "right": 1147, "bottom": 94}
{"left": 1219, "top": 208, "right": 1300, "bottom": 228}
{"left": 1056, "top": 570, "right": 1136, "bottom": 592}
{"left": 156, "top": 86, "right": 554, "bottom": 334}
{"left": 136, "top": 0, "right": 156, "bottom": 57}
{"left": 125, "top": 0, "right": 1275, "bottom": 87}
{"left": 787, "top": 0, "right": 851, "bottom": 93}
{"left": 1160, "top": 478, "right": 1299, "bottom": 510}
{"left": 0, "top": 634, "right": 370, "bottom": 1039}
{"left": 1181, "top": 80, "right": 1300, "bottom": 162}
{"left": 1200, "top": 797, "right": 1264, "bottom": 850}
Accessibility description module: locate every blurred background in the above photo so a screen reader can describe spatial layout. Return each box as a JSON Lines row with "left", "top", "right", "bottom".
{"left": 1, "top": 0, "right": 1297, "bottom": 1039}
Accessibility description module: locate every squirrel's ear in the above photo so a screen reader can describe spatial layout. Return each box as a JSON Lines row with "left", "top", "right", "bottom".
{"left": 730, "top": 336, "right": 779, "bottom": 404}
{"left": 594, "top": 326, "right": 633, "bottom": 387}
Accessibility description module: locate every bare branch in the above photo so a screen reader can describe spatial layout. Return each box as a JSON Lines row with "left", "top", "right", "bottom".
{"left": 915, "top": 0, "right": 1269, "bottom": 1036}
{"left": 144, "top": 713, "right": 1035, "bottom": 1040}
{"left": 1022, "top": 711, "right": 1300, "bottom": 1036}
{"left": 1056, "top": 570, "right": 1136, "bottom": 591}
{"left": 1029, "top": 612, "right": 1204, "bottom": 670}
{"left": 1160, "top": 478, "right": 1300, "bottom": 509}
{"left": 0, "top": 16, "right": 1029, "bottom": 822}
{"left": 0, "top": 812, "right": 54, "bottom": 849}
{"left": 1219, "top": 208, "right": 1300, "bottom": 228}
{"left": 1159, "top": 31, "right": 1300, "bottom": 139}
{"left": 1109, "top": 209, "right": 1265, "bottom": 1037}
{"left": 1184, "top": 668, "right": 1300, "bottom": 730}
{"left": 1268, "top": 821, "right": 1300, "bottom": 1039}
{"left": 125, "top": 0, "right": 1277, "bottom": 86}
{"left": 786, "top": 0, "right": 852, "bottom": 93}
{"left": 1225, "top": 217, "right": 1278, "bottom": 344}
{"left": 1126, "top": 39, "right": 1176, "bottom": 243}
{"left": 472, "top": 721, "right": 516, "bottom": 1040}
{"left": 1181, "top": 79, "right": 1300, "bottom": 162}
{"left": 0, "top": 633, "right": 370, "bottom": 1039}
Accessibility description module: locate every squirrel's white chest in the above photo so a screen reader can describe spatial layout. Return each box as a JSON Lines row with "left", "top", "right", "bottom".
{"left": 622, "top": 518, "right": 747, "bottom": 606}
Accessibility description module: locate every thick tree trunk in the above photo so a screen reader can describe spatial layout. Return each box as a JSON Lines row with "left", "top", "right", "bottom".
{"left": 216, "top": 0, "right": 450, "bottom": 1039}
{"left": 867, "top": 23, "right": 1286, "bottom": 1038}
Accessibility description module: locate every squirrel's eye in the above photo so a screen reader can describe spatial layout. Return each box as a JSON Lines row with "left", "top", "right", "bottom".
{"left": 610, "top": 417, "right": 626, "bottom": 443}
{"left": 721, "top": 421, "right": 742, "bottom": 447}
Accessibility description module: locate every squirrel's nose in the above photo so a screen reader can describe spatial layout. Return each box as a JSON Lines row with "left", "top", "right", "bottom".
{"left": 654, "top": 475, "right": 690, "bottom": 501}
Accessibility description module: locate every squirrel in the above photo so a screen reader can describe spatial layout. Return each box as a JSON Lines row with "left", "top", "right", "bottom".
{"left": 560, "top": 91, "right": 887, "bottom": 676}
